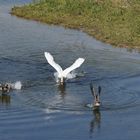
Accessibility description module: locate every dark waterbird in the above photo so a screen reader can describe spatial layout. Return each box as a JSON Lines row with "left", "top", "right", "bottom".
{"left": 0, "top": 81, "right": 22, "bottom": 94}
{"left": 0, "top": 83, "right": 12, "bottom": 93}
{"left": 90, "top": 83, "right": 101, "bottom": 110}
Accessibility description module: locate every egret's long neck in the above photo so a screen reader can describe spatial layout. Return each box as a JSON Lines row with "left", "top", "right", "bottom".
{"left": 60, "top": 77, "right": 64, "bottom": 83}
{"left": 59, "top": 77, "right": 65, "bottom": 85}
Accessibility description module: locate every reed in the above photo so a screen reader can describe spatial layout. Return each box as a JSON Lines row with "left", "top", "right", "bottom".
{"left": 11, "top": 0, "right": 140, "bottom": 49}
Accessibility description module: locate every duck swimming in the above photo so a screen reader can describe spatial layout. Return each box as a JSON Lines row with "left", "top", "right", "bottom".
{"left": 90, "top": 83, "right": 101, "bottom": 110}
{"left": 0, "top": 83, "right": 12, "bottom": 93}
{"left": 0, "top": 81, "right": 22, "bottom": 93}
{"left": 44, "top": 52, "right": 85, "bottom": 85}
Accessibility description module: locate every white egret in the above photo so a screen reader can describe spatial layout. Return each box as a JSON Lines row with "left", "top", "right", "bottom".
{"left": 44, "top": 52, "right": 85, "bottom": 84}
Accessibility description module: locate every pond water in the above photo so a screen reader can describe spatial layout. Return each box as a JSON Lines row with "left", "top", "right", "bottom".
{"left": 0, "top": 1, "right": 140, "bottom": 140}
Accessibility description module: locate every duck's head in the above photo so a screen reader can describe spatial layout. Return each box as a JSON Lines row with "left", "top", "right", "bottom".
{"left": 93, "top": 96, "right": 101, "bottom": 110}
{"left": 93, "top": 93, "right": 101, "bottom": 111}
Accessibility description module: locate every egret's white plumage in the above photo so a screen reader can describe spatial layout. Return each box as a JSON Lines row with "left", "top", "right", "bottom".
{"left": 44, "top": 52, "right": 85, "bottom": 83}
{"left": 44, "top": 52, "right": 63, "bottom": 78}
{"left": 62, "top": 58, "right": 85, "bottom": 77}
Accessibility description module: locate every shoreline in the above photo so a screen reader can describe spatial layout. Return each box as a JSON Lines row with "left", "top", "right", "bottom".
{"left": 11, "top": 0, "right": 140, "bottom": 50}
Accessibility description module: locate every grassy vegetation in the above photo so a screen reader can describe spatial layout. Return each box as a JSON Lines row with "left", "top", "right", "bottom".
{"left": 11, "top": 0, "right": 140, "bottom": 49}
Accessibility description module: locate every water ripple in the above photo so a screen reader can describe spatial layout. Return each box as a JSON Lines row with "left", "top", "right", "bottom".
{"left": 0, "top": 1, "right": 140, "bottom": 139}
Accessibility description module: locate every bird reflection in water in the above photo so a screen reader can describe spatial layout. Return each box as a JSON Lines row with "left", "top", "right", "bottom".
{"left": 57, "top": 83, "right": 66, "bottom": 98}
{"left": 89, "top": 109, "right": 101, "bottom": 137}
{"left": 0, "top": 94, "right": 11, "bottom": 105}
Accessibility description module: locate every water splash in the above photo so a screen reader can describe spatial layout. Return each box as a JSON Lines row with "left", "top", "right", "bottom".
{"left": 11, "top": 81, "right": 22, "bottom": 90}
{"left": 65, "top": 70, "right": 77, "bottom": 79}
{"left": 54, "top": 70, "right": 77, "bottom": 82}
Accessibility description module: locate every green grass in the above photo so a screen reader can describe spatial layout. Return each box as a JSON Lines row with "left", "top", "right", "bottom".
{"left": 11, "top": 0, "right": 140, "bottom": 49}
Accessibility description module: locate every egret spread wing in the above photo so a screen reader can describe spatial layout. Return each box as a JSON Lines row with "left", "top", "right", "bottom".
{"left": 62, "top": 58, "right": 85, "bottom": 78}
{"left": 44, "top": 52, "right": 63, "bottom": 76}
